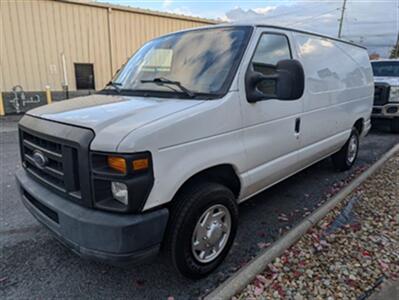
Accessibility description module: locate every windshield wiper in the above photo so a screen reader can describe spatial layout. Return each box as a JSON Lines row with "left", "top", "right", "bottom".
{"left": 105, "top": 81, "right": 122, "bottom": 93}
{"left": 141, "top": 77, "right": 195, "bottom": 98}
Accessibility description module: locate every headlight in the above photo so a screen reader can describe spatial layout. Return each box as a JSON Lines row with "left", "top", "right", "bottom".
{"left": 389, "top": 86, "right": 399, "bottom": 102}
{"left": 91, "top": 151, "right": 153, "bottom": 213}
{"left": 111, "top": 182, "right": 128, "bottom": 205}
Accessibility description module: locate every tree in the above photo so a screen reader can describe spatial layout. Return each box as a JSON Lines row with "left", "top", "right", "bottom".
{"left": 390, "top": 46, "right": 398, "bottom": 58}
{"left": 369, "top": 53, "right": 380, "bottom": 60}
{"left": 390, "top": 33, "right": 399, "bottom": 58}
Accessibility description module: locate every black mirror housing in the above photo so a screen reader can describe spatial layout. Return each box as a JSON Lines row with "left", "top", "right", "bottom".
{"left": 275, "top": 59, "right": 305, "bottom": 100}
{"left": 245, "top": 69, "right": 277, "bottom": 103}
{"left": 245, "top": 59, "right": 305, "bottom": 102}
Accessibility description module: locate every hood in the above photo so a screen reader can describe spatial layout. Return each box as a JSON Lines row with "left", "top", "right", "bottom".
{"left": 28, "top": 94, "right": 204, "bottom": 151}
{"left": 374, "top": 76, "right": 399, "bottom": 86}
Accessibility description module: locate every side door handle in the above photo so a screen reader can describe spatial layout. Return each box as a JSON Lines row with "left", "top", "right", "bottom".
{"left": 295, "top": 117, "right": 301, "bottom": 134}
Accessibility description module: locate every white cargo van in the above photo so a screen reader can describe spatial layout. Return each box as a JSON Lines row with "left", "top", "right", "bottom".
{"left": 16, "top": 23, "right": 373, "bottom": 278}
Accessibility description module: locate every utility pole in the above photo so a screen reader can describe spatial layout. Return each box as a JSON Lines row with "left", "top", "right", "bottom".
{"left": 338, "top": 0, "right": 347, "bottom": 38}
{"left": 395, "top": 32, "right": 399, "bottom": 58}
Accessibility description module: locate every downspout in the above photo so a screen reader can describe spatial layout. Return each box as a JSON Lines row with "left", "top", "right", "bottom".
{"left": 107, "top": 7, "right": 114, "bottom": 78}
{"left": 61, "top": 52, "right": 69, "bottom": 99}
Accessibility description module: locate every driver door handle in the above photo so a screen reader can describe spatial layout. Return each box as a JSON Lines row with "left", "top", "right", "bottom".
{"left": 295, "top": 118, "right": 301, "bottom": 135}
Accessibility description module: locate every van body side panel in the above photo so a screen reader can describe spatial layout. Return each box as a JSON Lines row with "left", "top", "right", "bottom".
{"left": 332, "top": 43, "right": 374, "bottom": 134}
{"left": 117, "top": 93, "right": 249, "bottom": 211}
{"left": 293, "top": 33, "right": 373, "bottom": 167}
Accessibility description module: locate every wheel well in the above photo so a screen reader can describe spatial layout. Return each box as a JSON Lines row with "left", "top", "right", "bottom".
{"left": 354, "top": 118, "right": 364, "bottom": 135}
{"left": 173, "top": 164, "right": 241, "bottom": 200}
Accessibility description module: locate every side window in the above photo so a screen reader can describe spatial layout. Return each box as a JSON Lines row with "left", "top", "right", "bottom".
{"left": 250, "top": 34, "right": 291, "bottom": 95}
{"left": 252, "top": 34, "right": 291, "bottom": 75}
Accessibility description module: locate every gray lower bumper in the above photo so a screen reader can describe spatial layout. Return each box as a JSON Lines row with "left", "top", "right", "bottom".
{"left": 16, "top": 169, "right": 169, "bottom": 265}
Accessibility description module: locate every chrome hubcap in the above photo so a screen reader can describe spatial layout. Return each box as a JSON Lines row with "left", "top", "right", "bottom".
{"left": 191, "top": 204, "right": 231, "bottom": 263}
{"left": 347, "top": 135, "right": 358, "bottom": 163}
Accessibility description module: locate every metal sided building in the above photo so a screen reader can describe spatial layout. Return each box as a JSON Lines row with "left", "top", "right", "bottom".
{"left": 0, "top": 0, "right": 216, "bottom": 114}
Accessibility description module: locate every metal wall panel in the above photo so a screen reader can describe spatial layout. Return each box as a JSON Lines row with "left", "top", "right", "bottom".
{"left": 0, "top": 0, "right": 215, "bottom": 92}
{"left": 109, "top": 9, "right": 209, "bottom": 75}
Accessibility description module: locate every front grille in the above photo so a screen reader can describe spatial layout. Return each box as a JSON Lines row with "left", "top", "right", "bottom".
{"left": 19, "top": 116, "right": 94, "bottom": 207}
{"left": 20, "top": 129, "right": 82, "bottom": 202}
{"left": 374, "top": 83, "right": 390, "bottom": 106}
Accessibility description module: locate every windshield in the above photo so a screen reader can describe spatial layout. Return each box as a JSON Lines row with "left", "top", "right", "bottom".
{"left": 107, "top": 26, "right": 252, "bottom": 99}
{"left": 371, "top": 61, "right": 399, "bottom": 77}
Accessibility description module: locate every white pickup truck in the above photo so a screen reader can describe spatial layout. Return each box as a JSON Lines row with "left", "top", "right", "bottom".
{"left": 16, "top": 23, "right": 373, "bottom": 278}
{"left": 371, "top": 59, "right": 399, "bottom": 132}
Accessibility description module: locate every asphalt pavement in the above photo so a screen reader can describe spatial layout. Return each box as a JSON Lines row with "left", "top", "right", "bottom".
{"left": 1, "top": 116, "right": 398, "bottom": 299}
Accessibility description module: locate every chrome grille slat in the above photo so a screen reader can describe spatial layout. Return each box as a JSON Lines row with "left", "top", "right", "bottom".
{"left": 26, "top": 167, "right": 66, "bottom": 193}
{"left": 23, "top": 139, "right": 62, "bottom": 161}
{"left": 25, "top": 154, "right": 64, "bottom": 179}
{"left": 373, "top": 84, "right": 390, "bottom": 106}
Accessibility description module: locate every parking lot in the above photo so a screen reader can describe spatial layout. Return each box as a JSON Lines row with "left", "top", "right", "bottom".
{"left": 1, "top": 116, "right": 398, "bottom": 299}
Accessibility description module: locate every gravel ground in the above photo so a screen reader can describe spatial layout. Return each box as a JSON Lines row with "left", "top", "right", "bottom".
{"left": 236, "top": 152, "right": 399, "bottom": 300}
{"left": 1, "top": 115, "right": 398, "bottom": 299}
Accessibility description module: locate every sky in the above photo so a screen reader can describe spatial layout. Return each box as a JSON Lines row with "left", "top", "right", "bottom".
{"left": 97, "top": 0, "right": 398, "bottom": 57}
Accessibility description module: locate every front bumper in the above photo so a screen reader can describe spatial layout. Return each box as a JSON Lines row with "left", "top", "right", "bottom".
{"left": 372, "top": 104, "right": 399, "bottom": 119}
{"left": 16, "top": 169, "right": 169, "bottom": 265}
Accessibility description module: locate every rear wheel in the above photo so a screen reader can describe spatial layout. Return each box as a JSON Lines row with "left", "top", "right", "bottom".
{"left": 164, "top": 182, "right": 238, "bottom": 279}
{"left": 332, "top": 128, "right": 359, "bottom": 171}
{"left": 391, "top": 118, "right": 399, "bottom": 133}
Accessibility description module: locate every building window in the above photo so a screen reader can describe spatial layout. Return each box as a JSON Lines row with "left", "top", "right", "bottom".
{"left": 74, "top": 63, "right": 95, "bottom": 90}
{"left": 141, "top": 48, "right": 173, "bottom": 72}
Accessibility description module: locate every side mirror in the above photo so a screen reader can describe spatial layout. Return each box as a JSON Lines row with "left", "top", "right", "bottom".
{"left": 245, "top": 59, "right": 305, "bottom": 103}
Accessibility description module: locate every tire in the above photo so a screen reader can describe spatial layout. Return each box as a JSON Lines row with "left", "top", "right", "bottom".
{"left": 332, "top": 128, "right": 360, "bottom": 171}
{"left": 391, "top": 118, "right": 399, "bottom": 133}
{"left": 164, "top": 182, "right": 238, "bottom": 279}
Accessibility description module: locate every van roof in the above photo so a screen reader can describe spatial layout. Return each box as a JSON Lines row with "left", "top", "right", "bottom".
{"left": 208, "top": 22, "right": 367, "bottom": 50}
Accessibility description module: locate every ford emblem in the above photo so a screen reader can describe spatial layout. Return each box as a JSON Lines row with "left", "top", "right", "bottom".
{"left": 32, "top": 150, "right": 48, "bottom": 169}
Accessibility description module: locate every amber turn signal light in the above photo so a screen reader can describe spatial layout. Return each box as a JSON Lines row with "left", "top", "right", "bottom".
{"left": 132, "top": 158, "right": 149, "bottom": 171}
{"left": 107, "top": 156, "right": 127, "bottom": 173}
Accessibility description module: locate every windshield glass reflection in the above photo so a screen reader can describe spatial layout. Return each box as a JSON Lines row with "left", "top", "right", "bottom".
{"left": 110, "top": 26, "right": 252, "bottom": 98}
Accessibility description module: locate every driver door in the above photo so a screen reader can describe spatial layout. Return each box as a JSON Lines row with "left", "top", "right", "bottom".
{"left": 239, "top": 29, "right": 303, "bottom": 198}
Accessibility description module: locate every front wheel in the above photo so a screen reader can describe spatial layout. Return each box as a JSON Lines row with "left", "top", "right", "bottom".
{"left": 164, "top": 182, "right": 238, "bottom": 279}
{"left": 331, "top": 128, "right": 360, "bottom": 171}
